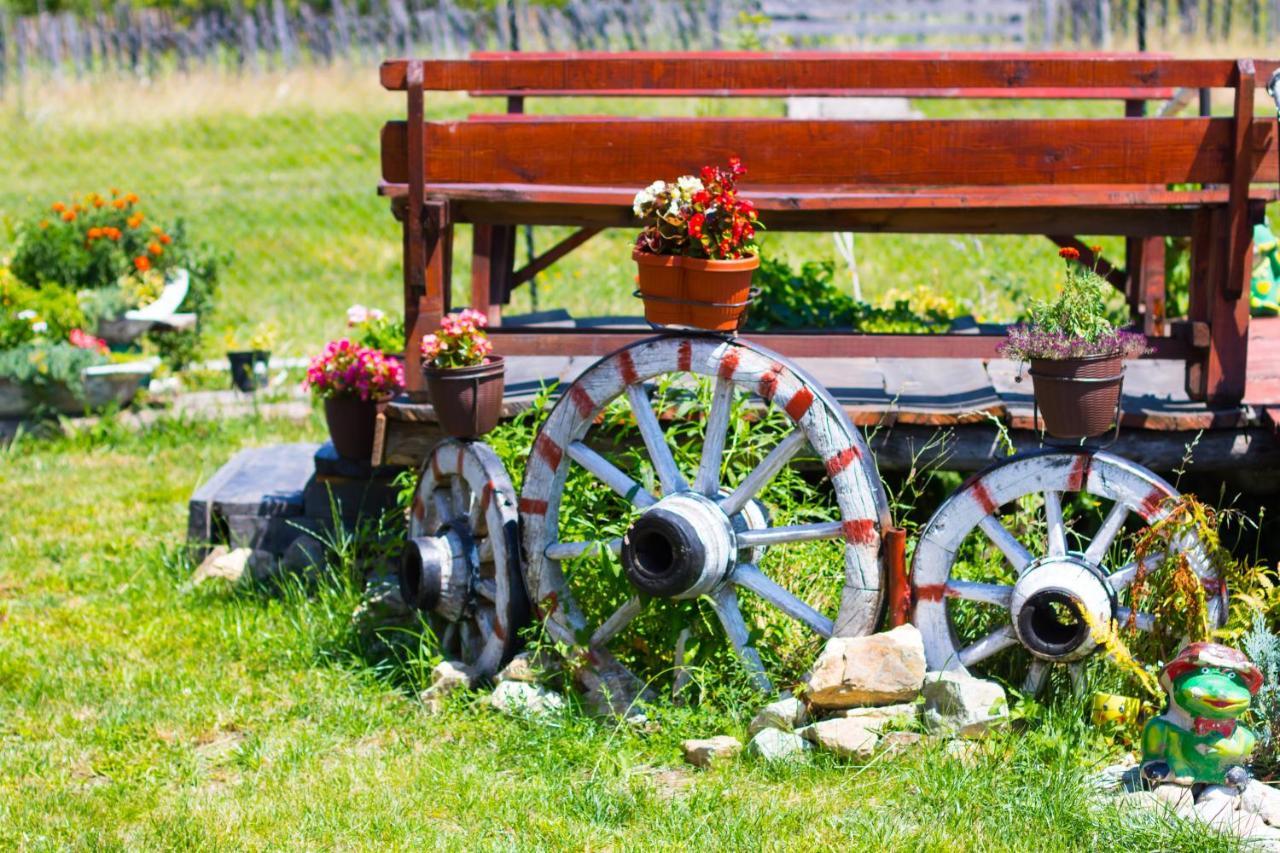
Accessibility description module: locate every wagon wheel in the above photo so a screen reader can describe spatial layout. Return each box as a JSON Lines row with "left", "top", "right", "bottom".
{"left": 401, "top": 439, "right": 529, "bottom": 679}
{"left": 912, "top": 450, "right": 1224, "bottom": 695}
{"left": 519, "top": 334, "right": 891, "bottom": 699}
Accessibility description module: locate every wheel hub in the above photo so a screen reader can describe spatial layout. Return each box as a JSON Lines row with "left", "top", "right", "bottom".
{"left": 401, "top": 525, "right": 475, "bottom": 621}
{"left": 1009, "top": 556, "right": 1115, "bottom": 662}
{"left": 621, "top": 492, "right": 736, "bottom": 599}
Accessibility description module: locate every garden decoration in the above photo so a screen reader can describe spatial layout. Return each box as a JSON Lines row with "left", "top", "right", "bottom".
{"left": 305, "top": 339, "right": 404, "bottom": 460}
{"left": 632, "top": 159, "right": 761, "bottom": 332}
{"left": 1251, "top": 222, "right": 1280, "bottom": 318}
{"left": 1141, "top": 642, "right": 1261, "bottom": 788}
{"left": 401, "top": 439, "right": 529, "bottom": 677}
{"left": 226, "top": 323, "right": 278, "bottom": 393}
{"left": 1000, "top": 247, "right": 1148, "bottom": 440}
{"left": 420, "top": 309, "right": 504, "bottom": 439}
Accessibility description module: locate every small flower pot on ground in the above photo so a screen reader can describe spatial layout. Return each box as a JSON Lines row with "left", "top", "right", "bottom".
{"left": 631, "top": 159, "right": 761, "bottom": 333}
{"left": 227, "top": 350, "right": 269, "bottom": 392}
{"left": 420, "top": 309, "right": 504, "bottom": 439}
{"left": 305, "top": 339, "right": 405, "bottom": 461}
{"left": 1000, "top": 246, "right": 1148, "bottom": 440}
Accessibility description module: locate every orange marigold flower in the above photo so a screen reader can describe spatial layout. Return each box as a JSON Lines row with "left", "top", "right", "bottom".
{"left": 160, "top": 233, "right": 172, "bottom": 245}
{"left": 61, "top": 210, "right": 76, "bottom": 222}
{"left": 112, "top": 198, "right": 127, "bottom": 210}
{"left": 106, "top": 228, "right": 122, "bottom": 241}
{"left": 133, "top": 256, "right": 151, "bottom": 272}
{"left": 110, "top": 187, "right": 120, "bottom": 196}
{"left": 148, "top": 242, "right": 163, "bottom": 256}
{"left": 125, "top": 193, "right": 139, "bottom": 204}
{"left": 39, "top": 219, "right": 50, "bottom": 230}
{"left": 92, "top": 197, "right": 105, "bottom": 208}
{"left": 1058, "top": 247, "right": 1080, "bottom": 260}
{"left": 1090, "top": 244, "right": 1102, "bottom": 254}
{"left": 87, "top": 227, "right": 103, "bottom": 239}
{"left": 127, "top": 213, "right": 144, "bottom": 228}
{"left": 51, "top": 201, "right": 66, "bottom": 213}
{"left": 151, "top": 225, "right": 163, "bottom": 235}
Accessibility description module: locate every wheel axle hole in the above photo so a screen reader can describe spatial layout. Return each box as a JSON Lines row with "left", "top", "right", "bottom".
{"left": 631, "top": 529, "right": 675, "bottom": 579}
{"left": 1019, "top": 590, "right": 1090, "bottom": 657}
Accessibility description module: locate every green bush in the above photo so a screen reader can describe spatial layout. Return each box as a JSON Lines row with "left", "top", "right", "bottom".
{"left": 0, "top": 269, "right": 88, "bottom": 349}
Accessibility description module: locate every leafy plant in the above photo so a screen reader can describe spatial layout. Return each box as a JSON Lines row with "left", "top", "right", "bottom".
{"left": 346, "top": 304, "right": 404, "bottom": 355}
{"left": 1242, "top": 615, "right": 1280, "bottom": 778}
{"left": 632, "top": 159, "right": 760, "bottom": 260}
{"left": 1, "top": 268, "right": 87, "bottom": 349}
{"left": 420, "top": 309, "right": 494, "bottom": 369}
{"left": 0, "top": 342, "right": 108, "bottom": 399}
{"left": 999, "top": 247, "right": 1148, "bottom": 361}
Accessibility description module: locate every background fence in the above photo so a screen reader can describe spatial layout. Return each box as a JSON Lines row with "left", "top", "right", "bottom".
{"left": 4, "top": 0, "right": 1280, "bottom": 90}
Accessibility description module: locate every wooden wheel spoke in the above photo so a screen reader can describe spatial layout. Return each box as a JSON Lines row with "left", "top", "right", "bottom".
{"left": 1085, "top": 501, "right": 1130, "bottom": 565}
{"left": 450, "top": 477, "right": 468, "bottom": 525}
{"left": 544, "top": 538, "right": 622, "bottom": 561}
{"left": 733, "top": 563, "right": 834, "bottom": 638}
{"left": 589, "top": 596, "right": 644, "bottom": 648}
{"left": 945, "top": 580, "right": 1014, "bottom": 608}
{"left": 1107, "top": 552, "right": 1164, "bottom": 591}
{"left": 977, "top": 515, "right": 1033, "bottom": 574}
{"left": 1043, "top": 490, "right": 1066, "bottom": 557}
{"left": 720, "top": 428, "right": 806, "bottom": 517}
{"left": 432, "top": 490, "right": 454, "bottom": 525}
{"left": 707, "top": 587, "right": 771, "bottom": 692}
{"left": 1022, "top": 659, "right": 1050, "bottom": 695}
{"left": 568, "top": 441, "right": 657, "bottom": 508}
{"left": 735, "top": 521, "right": 843, "bottom": 548}
{"left": 1115, "top": 606, "right": 1156, "bottom": 632}
{"left": 441, "top": 622, "right": 459, "bottom": 654}
{"left": 625, "top": 384, "right": 688, "bottom": 495}
{"left": 957, "top": 624, "right": 1019, "bottom": 667}
{"left": 474, "top": 578, "right": 497, "bottom": 602}
{"left": 477, "top": 536, "right": 494, "bottom": 563}
{"left": 695, "top": 376, "right": 735, "bottom": 496}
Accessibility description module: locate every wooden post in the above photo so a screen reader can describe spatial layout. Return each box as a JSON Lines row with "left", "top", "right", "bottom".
{"left": 1185, "top": 208, "right": 1215, "bottom": 401}
{"left": 471, "top": 224, "right": 498, "bottom": 325}
{"left": 404, "top": 60, "right": 429, "bottom": 397}
{"left": 1133, "top": 236, "right": 1167, "bottom": 336}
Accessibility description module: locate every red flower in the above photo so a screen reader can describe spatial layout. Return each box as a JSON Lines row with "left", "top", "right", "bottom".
{"left": 728, "top": 156, "right": 745, "bottom": 176}
{"left": 688, "top": 212, "right": 705, "bottom": 238}
{"left": 1058, "top": 247, "right": 1081, "bottom": 260}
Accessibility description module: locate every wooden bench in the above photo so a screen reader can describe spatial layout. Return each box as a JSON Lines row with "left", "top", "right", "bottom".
{"left": 379, "top": 52, "right": 1280, "bottom": 408}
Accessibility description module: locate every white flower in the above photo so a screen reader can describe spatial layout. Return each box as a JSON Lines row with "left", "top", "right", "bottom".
{"left": 31, "top": 321, "right": 47, "bottom": 333}
{"left": 346, "top": 304, "right": 369, "bottom": 326}
{"left": 368, "top": 308, "right": 385, "bottom": 321}
{"left": 17, "top": 309, "right": 36, "bottom": 320}
{"left": 632, "top": 180, "right": 667, "bottom": 217}
{"left": 675, "top": 175, "right": 704, "bottom": 198}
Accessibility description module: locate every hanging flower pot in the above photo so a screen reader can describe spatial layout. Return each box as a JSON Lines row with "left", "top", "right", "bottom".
{"left": 634, "top": 251, "right": 759, "bottom": 332}
{"left": 305, "top": 339, "right": 405, "bottom": 460}
{"left": 420, "top": 309, "right": 504, "bottom": 439}
{"left": 1000, "top": 246, "right": 1148, "bottom": 440}
{"left": 631, "top": 158, "right": 762, "bottom": 334}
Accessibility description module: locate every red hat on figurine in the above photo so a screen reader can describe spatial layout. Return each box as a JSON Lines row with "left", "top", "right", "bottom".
{"left": 1161, "top": 642, "right": 1263, "bottom": 695}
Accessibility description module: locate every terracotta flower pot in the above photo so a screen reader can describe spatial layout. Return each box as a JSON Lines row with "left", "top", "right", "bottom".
{"left": 634, "top": 250, "right": 759, "bottom": 332}
{"left": 423, "top": 355, "right": 505, "bottom": 439}
{"left": 1029, "top": 353, "right": 1125, "bottom": 439}
{"left": 324, "top": 395, "right": 380, "bottom": 460}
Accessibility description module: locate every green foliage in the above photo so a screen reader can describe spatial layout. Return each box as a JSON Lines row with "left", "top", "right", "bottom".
{"left": 0, "top": 270, "right": 88, "bottom": 349}
{"left": 0, "top": 342, "right": 107, "bottom": 398}
{"left": 1243, "top": 615, "right": 1280, "bottom": 777}
{"left": 1026, "top": 255, "right": 1115, "bottom": 342}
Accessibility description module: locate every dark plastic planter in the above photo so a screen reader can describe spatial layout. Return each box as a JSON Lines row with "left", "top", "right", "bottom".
{"left": 228, "top": 350, "right": 270, "bottom": 392}
{"left": 323, "top": 395, "right": 380, "bottom": 460}
{"left": 1029, "top": 352, "right": 1125, "bottom": 439}
{"left": 423, "top": 356, "right": 505, "bottom": 439}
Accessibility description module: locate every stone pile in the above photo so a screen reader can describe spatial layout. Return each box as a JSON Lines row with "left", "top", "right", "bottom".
{"left": 1115, "top": 766, "right": 1280, "bottom": 848}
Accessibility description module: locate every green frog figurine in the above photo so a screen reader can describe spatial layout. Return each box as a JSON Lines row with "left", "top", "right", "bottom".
{"left": 1141, "top": 642, "right": 1263, "bottom": 789}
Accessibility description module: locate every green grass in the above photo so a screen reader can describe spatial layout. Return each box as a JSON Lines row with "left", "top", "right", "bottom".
{"left": 0, "top": 414, "right": 1237, "bottom": 848}
{"left": 0, "top": 67, "right": 1142, "bottom": 359}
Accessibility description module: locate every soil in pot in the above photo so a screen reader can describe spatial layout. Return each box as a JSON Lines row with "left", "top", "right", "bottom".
{"left": 423, "top": 356, "right": 505, "bottom": 439}
{"left": 634, "top": 251, "right": 758, "bottom": 332}
{"left": 324, "top": 395, "right": 380, "bottom": 460}
{"left": 1029, "top": 353, "right": 1125, "bottom": 439}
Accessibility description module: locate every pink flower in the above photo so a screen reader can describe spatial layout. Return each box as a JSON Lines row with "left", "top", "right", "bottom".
{"left": 69, "top": 328, "right": 108, "bottom": 354}
{"left": 305, "top": 338, "right": 404, "bottom": 402}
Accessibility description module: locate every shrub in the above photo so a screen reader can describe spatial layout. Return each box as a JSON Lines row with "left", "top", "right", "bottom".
{"left": 1, "top": 268, "right": 87, "bottom": 349}
{"left": 346, "top": 304, "right": 404, "bottom": 355}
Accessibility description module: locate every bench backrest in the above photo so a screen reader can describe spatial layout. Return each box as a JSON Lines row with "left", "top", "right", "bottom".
{"left": 380, "top": 54, "right": 1278, "bottom": 191}
{"left": 761, "top": 0, "right": 1031, "bottom": 49}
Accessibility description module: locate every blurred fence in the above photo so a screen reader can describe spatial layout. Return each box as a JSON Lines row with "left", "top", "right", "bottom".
{"left": 4, "top": 0, "right": 1280, "bottom": 92}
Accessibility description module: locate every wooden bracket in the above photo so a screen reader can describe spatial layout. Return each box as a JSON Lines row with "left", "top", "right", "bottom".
{"left": 511, "top": 227, "right": 603, "bottom": 289}
{"left": 1225, "top": 58, "right": 1256, "bottom": 300}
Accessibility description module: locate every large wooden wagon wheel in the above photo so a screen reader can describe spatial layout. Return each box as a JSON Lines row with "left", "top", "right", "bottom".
{"left": 519, "top": 334, "right": 891, "bottom": 699}
{"left": 912, "top": 450, "right": 1224, "bottom": 695}
{"left": 400, "top": 439, "right": 529, "bottom": 679}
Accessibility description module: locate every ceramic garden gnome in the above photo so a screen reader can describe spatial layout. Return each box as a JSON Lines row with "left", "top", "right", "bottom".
{"left": 1141, "top": 642, "right": 1262, "bottom": 789}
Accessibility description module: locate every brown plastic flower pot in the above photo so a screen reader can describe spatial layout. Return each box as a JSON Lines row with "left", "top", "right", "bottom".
{"left": 1029, "top": 353, "right": 1125, "bottom": 439}
{"left": 324, "top": 395, "right": 380, "bottom": 460}
{"left": 423, "top": 355, "right": 505, "bottom": 439}
{"left": 634, "top": 250, "right": 759, "bottom": 332}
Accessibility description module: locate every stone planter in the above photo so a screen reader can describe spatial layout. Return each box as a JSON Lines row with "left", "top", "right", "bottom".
{"left": 96, "top": 268, "right": 197, "bottom": 345}
{"left": 0, "top": 359, "right": 157, "bottom": 418}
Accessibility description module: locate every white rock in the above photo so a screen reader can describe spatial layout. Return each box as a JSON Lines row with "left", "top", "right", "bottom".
{"left": 1152, "top": 783, "right": 1196, "bottom": 818}
{"left": 431, "top": 660, "right": 475, "bottom": 693}
{"left": 921, "top": 671, "right": 1009, "bottom": 737}
{"left": 746, "top": 728, "right": 812, "bottom": 762}
{"left": 1195, "top": 784, "right": 1241, "bottom": 824}
{"left": 1242, "top": 780, "right": 1280, "bottom": 826}
{"left": 878, "top": 731, "right": 924, "bottom": 755}
{"left": 489, "top": 680, "right": 565, "bottom": 717}
{"left": 797, "top": 718, "right": 878, "bottom": 759}
{"left": 192, "top": 546, "right": 250, "bottom": 585}
{"left": 839, "top": 703, "right": 918, "bottom": 730}
{"left": 681, "top": 736, "right": 742, "bottom": 768}
{"left": 496, "top": 650, "right": 560, "bottom": 685}
{"left": 803, "top": 624, "right": 927, "bottom": 710}
{"left": 748, "top": 696, "right": 809, "bottom": 736}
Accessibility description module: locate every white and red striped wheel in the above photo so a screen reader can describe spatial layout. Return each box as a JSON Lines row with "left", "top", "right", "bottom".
{"left": 912, "top": 450, "right": 1224, "bottom": 694}
{"left": 401, "top": 439, "right": 529, "bottom": 679}
{"left": 519, "top": 334, "right": 891, "bottom": 695}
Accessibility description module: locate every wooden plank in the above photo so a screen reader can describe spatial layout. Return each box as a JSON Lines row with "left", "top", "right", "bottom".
{"left": 1244, "top": 316, "right": 1280, "bottom": 407}
{"left": 381, "top": 117, "right": 1279, "bottom": 187}
{"left": 380, "top": 55, "right": 1275, "bottom": 93}
{"left": 1185, "top": 209, "right": 1217, "bottom": 401}
{"left": 1226, "top": 60, "right": 1258, "bottom": 300}
{"left": 470, "top": 224, "right": 497, "bottom": 324}
{"left": 878, "top": 358, "right": 1004, "bottom": 425}
{"left": 468, "top": 86, "right": 1179, "bottom": 100}
{"left": 1136, "top": 236, "right": 1167, "bottom": 336}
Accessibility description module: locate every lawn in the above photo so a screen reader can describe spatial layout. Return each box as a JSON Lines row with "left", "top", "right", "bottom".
{"left": 0, "top": 65, "right": 1140, "bottom": 358}
{"left": 0, "top": 415, "right": 1236, "bottom": 848}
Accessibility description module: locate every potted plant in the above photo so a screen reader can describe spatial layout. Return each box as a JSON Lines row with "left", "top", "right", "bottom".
{"left": 420, "top": 308, "right": 503, "bottom": 439}
{"left": 631, "top": 158, "right": 761, "bottom": 332}
{"left": 305, "top": 339, "right": 405, "bottom": 459}
{"left": 346, "top": 303, "right": 405, "bottom": 358}
{"left": 224, "top": 322, "right": 279, "bottom": 393}
{"left": 999, "top": 247, "right": 1148, "bottom": 439}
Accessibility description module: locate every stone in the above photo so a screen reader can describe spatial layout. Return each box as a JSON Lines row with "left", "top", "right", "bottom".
{"left": 191, "top": 546, "right": 250, "bottom": 585}
{"left": 878, "top": 731, "right": 924, "bottom": 755}
{"left": 281, "top": 534, "right": 327, "bottom": 574}
{"left": 803, "top": 624, "right": 927, "bottom": 710}
{"left": 797, "top": 718, "right": 878, "bottom": 760}
{"left": 921, "top": 671, "right": 1010, "bottom": 737}
{"left": 748, "top": 696, "right": 809, "bottom": 737}
{"left": 1152, "top": 783, "right": 1196, "bottom": 818}
{"left": 681, "top": 736, "right": 742, "bottom": 768}
{"left": 489, "top": 680, "right": 565, "bottom": 717}
{"left": 746, "top": 728, "right": 812, "bottom": 762}
{"left": 1194, "top": 784, "right": 1241, "bottom": 825}
{"left": 944, "top": 739, "right": 980, "bottom": 766}
{"left": 496, "top": 650, "right": 561, "bottom": 685}
{"left": 429, "top": 660, "right": 475, "bottom": 694}
{"left": 247, "top": 548, "right": 282, "bottom": 582}
{"left": 839, "top": 703, "right": 918, "bottom": 730}
{"left": 1242, "top": 780, "right": 1280, "bottom": 826}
